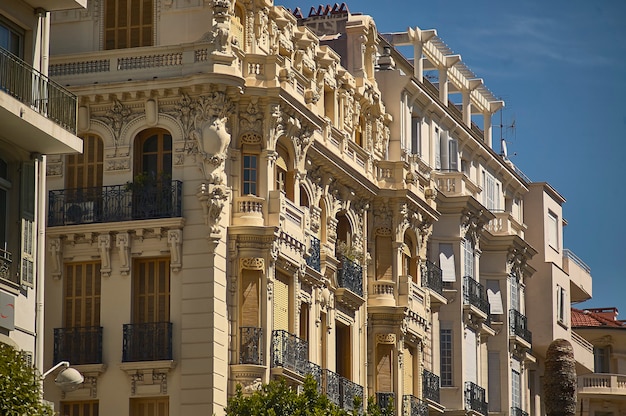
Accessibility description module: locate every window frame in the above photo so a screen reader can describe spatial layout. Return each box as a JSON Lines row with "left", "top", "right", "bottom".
{"left": 242, "top": 153, "right": 258, "bottom": 196}
{"left": 547, "top": 210, "right": 559, "bottom": 251}
{"left": 104, "top": 0, "right": 154, "bottom": 50}
{"left": 440, "top": 327, "right": 453, "bottom": 387}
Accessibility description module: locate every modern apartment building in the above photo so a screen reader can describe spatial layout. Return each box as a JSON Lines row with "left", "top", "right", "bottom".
{"left": 572, "top": 307, "right": 626, "bottom": 416}
{"left": 42, "top": 2, "right": 594, "bottom": 416}
{"left": 0, "top": 0, "right": 83, "bottom": 377}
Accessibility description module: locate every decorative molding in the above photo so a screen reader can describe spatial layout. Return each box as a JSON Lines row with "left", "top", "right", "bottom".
{"left": 120, "top": 361, "right": 176, "bottom": 396}
{"left": 376, "top": 333, "right": 396, "bottom": 344}
{"left": 167, "top": 230, "right": 183, "bottom": 272}
{"left": 116, "top": 232, "right": 130, "bottom": 276}
{"left": 98, "top": 234, "right": 111, "bottom": 277}
{"left": 197, "top": 183, "right": 230, "bottom": 243}
{"left": 93, "top": 99, "right": 133, "bottom": 152}
{"left": 240, "top": 257, "right": 264, "bottom": 270}
{"left": 48, "top": 237, "right": 62, "bottom": 280}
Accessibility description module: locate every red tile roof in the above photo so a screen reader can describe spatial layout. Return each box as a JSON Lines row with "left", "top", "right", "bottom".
{"left": 572, "top": 307, "right": 626, "bottom": 328}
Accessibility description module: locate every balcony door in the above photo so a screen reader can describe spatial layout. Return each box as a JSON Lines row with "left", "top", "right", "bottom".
{"left": 64, "top": 262, "right": 102, "bottom": 328}
{"left": 65, "top": 135, "right": 103, "bottom": 223}
{"left": 132, "top": 258, "right": 170, "bottom": 324}
{"left": 133, "top": 129, "right": 172, "bottom": 218}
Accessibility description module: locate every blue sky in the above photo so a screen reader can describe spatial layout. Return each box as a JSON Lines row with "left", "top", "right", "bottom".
{"left": 277, "top": 0, "right": 626, "bottom": 313}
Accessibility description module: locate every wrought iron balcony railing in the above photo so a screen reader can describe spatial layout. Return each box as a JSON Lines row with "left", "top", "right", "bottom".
{"left": 376, "top": 392, "right": 395, "bottom": 412}
{"left": 323, "top": 369, "right": 341, "bottom": 406}
{"left": 421, "top": 260, "right": 443, "bottom": 295}
{"left": 422, "top": 369, "right": 440, "bottom": 403}
{"left": 511, "top": 407, "right": 529, "bottom": 416}
{"left": 123, "top": 322, "right": 172, "bottom": 362}
{"left": 0, "top": 248, "right": 15, "bottom": 284}
{"left": 509, "top": 309, "right": 532, "bottom": 344}
{"left": 54, "top": 326, "right": 103, "bottom": 365}
{"left": 463, "top": 276, "right": 490, "bottom": 315}
{"left": 464, "top": 381, "right": 488, "bottom": 416}
{"left": 340, "top": 376, "right": 364, "bottom": 412}
{"left": 0, "top": 46, "right": 77, "bottom": 133}
{"left": 239, "top": 326, "right": 263, "bottom": 365}
{"left": 271, "top": 330, "right": 309, "bottom": 376}
{"left": 337, "top": 256, "right": 363, "bottom": 296}
{"left": 306, "top": 236, "right": 321, "bottom": 272}
{"left": 48, "top": 180, "right": 183, "bottom": 226}
{"left": 403, "top": 395, "right": 428, "bottom": 416}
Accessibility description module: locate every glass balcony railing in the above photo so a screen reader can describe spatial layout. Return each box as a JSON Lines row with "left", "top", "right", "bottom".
{"left": 464, "top": 381, "right": 488, "bottom": 415}
{"left": 0, "top": 46, "right": 77, "bottom": 134}
{"left": 122, "top": 322, "right": 172, "bottom": 362}
{"left": 48, "top": 180, "right": 183, "bottom": 226}
{"left": 509, "top": 309, "right": 532, "bottom": 344}
{"left": 239, "top": 326, "right": 263, "bottom": 365}
{"left": 422, "top": 369, "right": 441, "bottom": 403}
{"left": 463, "top": 276, "right": 490, "bottom": 315}
{"left": 337, "top": 256, "right": 363, "bottom": 296}
{"left": 54, "top": 326, "right": 103, "bottom": 365}
{"left": 421, "top": 260, "right": 443, "bottom": 295}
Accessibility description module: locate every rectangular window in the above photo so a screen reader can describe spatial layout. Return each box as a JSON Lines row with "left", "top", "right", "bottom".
{"left": 510, "top": 275, "right": 519, "bottom": 312}
{"left": 61, "top": 401, "right": 99, "bottom": 416}
{"left": 448, "top": 138, "right": 458, "bottom": 171}
{"left": 511, "top": 369, "right": 521, "bottom": 410}
{"left": 129, "top": 397, "right": 168, "bottom": 416}
{"left": 547, "top": 211, "right": 559, "bottom": 250}
{"left": 0, "top": 16, "right": 24, "bottom": 57}
{"left": 434, "top": 127, "right": 441, "bottom": 169}
{"left": 482, "top": 170, "right": 499, "bottom": 211}
{"left": 440, "top": 328, "right": 453, "bottom": 386}
{"left": 439, "top": 243, "right": 456, "bottom": 282}
{"left": 463, "top": 238, "right": 473, "bottom": 279}
{"left": 411, "top": 116, "right": 420, "bottom": 155}
{"left": 133, "top": 258, "right": 170, "bottom": 323}
{"left": 594, "top": 347, "right": 610, "bottom": 373}
{"left": 64, "top": 262, "right": 101, "bottom": 328}
{"left": 242, "top": 154, "right": 258, "bottom": 196}
{"left": 104, "top": 0, "right": 154, "bottom": 50}
{"left": 556, "top": 285, "right": 567, "bottom": 325}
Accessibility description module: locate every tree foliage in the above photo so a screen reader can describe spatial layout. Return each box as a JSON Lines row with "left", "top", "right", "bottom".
{"left": 0, "top": 343, "right": 54, "bottom": 416}
{"left": 225, "top": 375, "right": 393, "bottom": 416}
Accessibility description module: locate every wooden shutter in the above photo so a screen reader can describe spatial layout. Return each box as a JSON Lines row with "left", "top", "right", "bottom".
{"left": 404, "top": 346, "right": 414, "bottom": 396}
{"left": 464, "top": 327, "right": 477, "bottom": 384}
{"left": 64, "top": 262, "right": 101, "bottom": 328}
{"left": 488, "top": 352, "right": 501, "bottom": 412}
{"left": 61, "top": 401, "right": 99, "bottom": 416}
{"left": 273, "top": 274, "right": 289, "bottom": 332}
{"left": 104, "top": 0, "right": 153, "bottom": 50}
{"left": 130, "top": 397, "right": 168, "bottom": 416}
{"left": 376, "top": 343, "right": 393, "bottom": 392}
{"left": 133, "top": 258, "right": 170, "bottom": 323}
{"left": 375, "top": 235, "right": 393, "bottom": 280}
{"left": 240, "top": 270, "right": 260, "bottom": 327}
{"left": 66, "top": 135, "right": 104, "bottom": 189}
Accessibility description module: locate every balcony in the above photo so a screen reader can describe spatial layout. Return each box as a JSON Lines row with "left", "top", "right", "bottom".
{"left": 578, "top": 373, "right": 626, "bottom": 396}
{"left": 122, "top": 322, "right": 172, "bottom": 362}
{"left": 422, "top": 260, "right": 443, "bottom": 296}
{"left": 403, "top": 395, "right": 428, "bottom": 416}
{"left": 464, "top": 381, "right": 488, "bottom": 415}
{"left": 422, "top": 369, "right": 440, "bottom": 404}
{"left": 232, "top": 195, "right": 265, "bottom": 226}
{"left": 486, "top": 211, "right": 525, "bottom": 238}
{"left": 563, "top": 249, "right": 592, "bottom": 302}
{"left": 239, "top": 326, "right": 263, "bottom": 365}
{"left": 53, "top": 326, "right": 103, "bottom": 365}
{"left": 0, "top": 47, "right": 80, "bottom": 155}
{"left": 271, "top": 330, "right": 309, "bottom": 376}
{"left": 0, "top": 248, "right": 16, "bottom": 285}
{"left": 463, "top": 276, "right": 490, "bottom": 316}
{"left": 306, "top": 236, "right": 321, "bottom": 272}
{"left": 337, "top": 256, "right": 363, "bottom": 297}
{"left": 376, "top": 392, "right": 395, "bottom": 412}
{"left": 511, "top": 407, "right": 529, "bottom": 416}
{"left": 433, "top": 170, "right": 480, "bottom": 198}
{"left": 339, "top": 375, "right": 364, "bottom": 412}
{"left": 48, "top": 181, "right": 183, "bottom": 226}
{"left": 509, "top": 309, "right": 532, "bottom": 346}
{"left": 323, "top": 369, "right": 341, "bottom": 406}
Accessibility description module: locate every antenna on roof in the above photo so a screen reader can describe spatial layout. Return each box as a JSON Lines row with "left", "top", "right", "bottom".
{"left": 497, "top": 110, "right": 516, "bottom": 160}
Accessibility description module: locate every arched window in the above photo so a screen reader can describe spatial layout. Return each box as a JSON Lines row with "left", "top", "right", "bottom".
{"left": 134, "top": 128, "right": 172, "bottom": 180}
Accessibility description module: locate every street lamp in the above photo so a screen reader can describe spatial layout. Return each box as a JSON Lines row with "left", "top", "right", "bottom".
{"left": 42, "top": 361, "right": 84, "bottom": 392}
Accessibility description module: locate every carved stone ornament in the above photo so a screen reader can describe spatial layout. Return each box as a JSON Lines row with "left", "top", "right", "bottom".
{"left": 116, "top": 232, "right": 131, "bottom": 276}
{"left": 376, "top": 333, "right": 396, "bottom": 344}
{"left": 239, "top": 98, "right": 263, "bottom": 134}
{"left": 209, "top": 0, "right": 232, "bottom": 54}
{"left": 461, "top": 208, "right": 485, "bottom": 244}
{"left": 507, "top": 246, "right": 528, "bottom": 277}
{"left": 95, "top": 99, "right": 132, "bottom": 152}
{"left": 98, "top": 234, "right": 112, "bottom": 278}
{"left": 48, "top": 237, "right": 62, "bottom": 280}
{"left": 167, "top": 230, "right": 183, "bottom": 272}
{"left": 197, "top": 183, "right": 230, "bottom": 242}
{"left": 240, "top": 257, "right": 265, "bottom": 270}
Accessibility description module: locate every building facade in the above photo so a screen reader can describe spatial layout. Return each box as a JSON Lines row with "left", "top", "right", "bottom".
{"left": 43, "top": 2, "right": 593, "bottom": 416}
{"left": 572, "top": 307, "right": 626, "bottom": 416}
{"left": 0, "top": 0, "right": 83, "bottom": 378}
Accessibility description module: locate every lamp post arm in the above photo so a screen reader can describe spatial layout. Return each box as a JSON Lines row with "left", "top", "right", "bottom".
{"left": 42, "top": 361, "right": 69, "bottom": 378}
